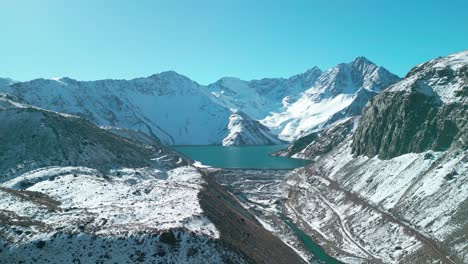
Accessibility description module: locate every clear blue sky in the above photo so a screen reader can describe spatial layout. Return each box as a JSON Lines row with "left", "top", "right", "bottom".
{"left": 1, "top": 0, "right": 467, "bottom": 84}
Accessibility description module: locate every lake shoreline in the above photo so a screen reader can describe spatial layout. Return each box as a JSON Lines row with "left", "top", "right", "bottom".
{"left": 172, "top": 145, "right": 310, "bottom": 169}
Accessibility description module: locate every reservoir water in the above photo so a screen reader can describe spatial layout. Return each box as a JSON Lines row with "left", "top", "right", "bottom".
{"left": 173, "top": 145, "right": 310, "bottom": 169}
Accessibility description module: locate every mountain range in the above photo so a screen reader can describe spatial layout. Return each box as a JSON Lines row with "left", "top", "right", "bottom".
{"left": 0, "top": 56, "right": 399, "bottom": 145}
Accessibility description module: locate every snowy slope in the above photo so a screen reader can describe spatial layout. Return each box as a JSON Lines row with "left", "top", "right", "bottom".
{"left": 262, "top": 57, "right": 400, "bottom": 141}
{"left": 0, "top": 165, "right": 255, "bottom": 263}
{"left": 286, "top": 136, "right": 467, "bottom": 263}
{"left": 388, "top": 50, "right": 468, "bottom": 103}
{"left": 0, "top": 98, "right": 185, "bottom": 181}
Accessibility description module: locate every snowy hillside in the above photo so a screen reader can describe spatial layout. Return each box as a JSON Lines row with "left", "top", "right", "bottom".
{"left": 0, "top": 96, "right": 234, "bottom": 262}
{"left": 0, "top": 166, "right": 240, "bottom": 263}
{"left": 283, "top": 51, "right": 468, "bottom": 263}
{"left": 0, "top": 95, "right": 186, "bottom": 181}
{"left": 388, "top": 50, "right": 468, "bottom": 104}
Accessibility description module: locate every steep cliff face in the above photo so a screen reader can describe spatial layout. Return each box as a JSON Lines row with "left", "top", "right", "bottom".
{"left": 352, "top": 51, "right": 467, "bottom": 159}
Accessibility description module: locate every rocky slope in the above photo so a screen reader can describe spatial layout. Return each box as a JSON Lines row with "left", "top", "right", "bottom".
{"left": 282, "top": 51, "right": 468, "bottom": 263}
{"left": 353, "top": 51, "right": 467, "bottom": 159}
{"left": 0, "top": 93, "right": 305, "bottom": 263}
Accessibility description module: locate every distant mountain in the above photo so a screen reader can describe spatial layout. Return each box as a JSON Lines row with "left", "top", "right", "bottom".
{"left": 262, "top": 57, "right": 400, "bottom": 141}
{"left": 1, "top": 72, "right": 282, "bottom": 146}
{"left": 206, "top": 67, "right": 323, "bottom": 120}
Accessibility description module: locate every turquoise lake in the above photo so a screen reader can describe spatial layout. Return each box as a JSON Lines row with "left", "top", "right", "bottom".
{"left": 173, "top": 145, "right": 310, "bottom": 169}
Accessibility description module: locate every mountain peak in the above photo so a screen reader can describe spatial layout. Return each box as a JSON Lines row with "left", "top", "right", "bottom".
{"left": 147, "top": 70, "right": 195, "bottom": 81}
{"left": 351, "top": 56, "right": 375, "bottom": 68}
{"left": 0, "top": 77, "right": 17, "bottom": 89}
{"left": 146, "top": 71, "right": 198, "bottom": 85}
{"left": 301, "top": 66, "right": 322, "bottom": 76}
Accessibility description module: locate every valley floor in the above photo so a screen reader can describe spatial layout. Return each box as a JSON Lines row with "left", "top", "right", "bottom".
{"left": 205, "top": 168, "right": 324, "bottom": 263}
{"left": 207, "top": 166, "right": 466, "bottom": 264}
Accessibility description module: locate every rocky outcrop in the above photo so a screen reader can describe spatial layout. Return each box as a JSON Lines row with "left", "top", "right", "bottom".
{"left": 352, "top": 52, "right": 467, "bottom": 159}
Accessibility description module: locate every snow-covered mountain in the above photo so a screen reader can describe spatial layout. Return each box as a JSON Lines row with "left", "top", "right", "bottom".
{"left": 262, "top": 57, "right": 400, "bottom": 141}
{"left": 222, "top": 111, "right": 285, "bottom": 145}
{"left": 0, "top": 72, "right": 282, "bottom": 146}
{"left": 281, "top": 51, "right": 468, "bottom": 263}
{"left": 0, "top": 93, "right": 305, "bottom": 263}
{"left": 202, "top": 57, "right": 398, "bottom": 143}
{"left": 205, "top": 67, "right": 323, "bottom": 120}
